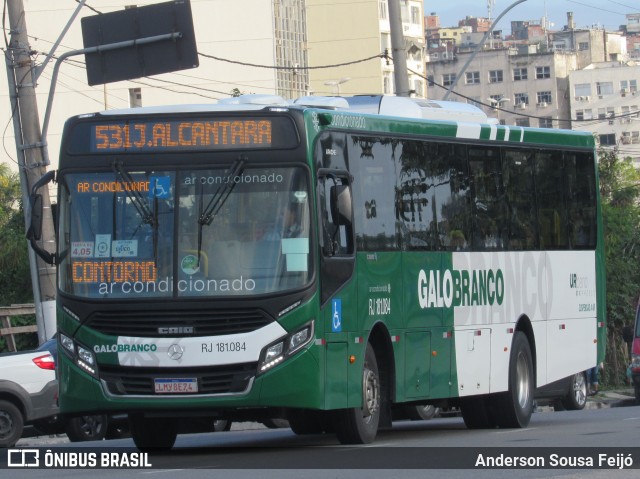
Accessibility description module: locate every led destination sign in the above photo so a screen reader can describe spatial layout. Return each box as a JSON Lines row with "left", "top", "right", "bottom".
{"left": 83, "top": 117, "right": 298, "bottom": 153}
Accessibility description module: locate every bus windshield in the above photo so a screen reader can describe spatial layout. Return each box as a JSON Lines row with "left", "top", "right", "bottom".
{"left": 58, "top": 165, "right": 312, "bottom": 299}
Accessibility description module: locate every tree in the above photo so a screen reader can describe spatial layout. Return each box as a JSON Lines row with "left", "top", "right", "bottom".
{"left": 0, "top": 164, "right": 36, "bottom": 351}
{"left": 598, "top": 148, "right": 640, "bottom": 386}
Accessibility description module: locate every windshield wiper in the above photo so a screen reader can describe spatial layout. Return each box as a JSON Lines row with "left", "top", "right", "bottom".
{"left": 196, "top": 157, "right": 245, "bottom": 266}
{"left": 113, "top": 161, "right": 159, "bottom": 261}
{"left": 113, "top": 161, "right": 156, "bottom": 228}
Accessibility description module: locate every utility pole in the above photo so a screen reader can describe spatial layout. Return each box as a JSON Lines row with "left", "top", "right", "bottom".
{"left": 387, "top": 0, "right": 410, "bottom": 97}
{"left": 4, "top": 0, "right": 57, "bottom": 343}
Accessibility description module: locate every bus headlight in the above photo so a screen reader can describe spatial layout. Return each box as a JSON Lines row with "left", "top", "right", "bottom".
{"left": 77, "top": 346, "right": 96, "bottom": 374}
{"left": 258, "top": 320, "right": 314, "bottom": 375}
{"left": 60, "top": 333, "right": 75, "bottom": 354}
{"left": 58, "top": 334, "right": 98, "bottom": 378}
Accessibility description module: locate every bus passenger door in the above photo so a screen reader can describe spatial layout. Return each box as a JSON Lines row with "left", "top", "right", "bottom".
{"left": 317, "top": 171, "right": 356, "bottom": 408}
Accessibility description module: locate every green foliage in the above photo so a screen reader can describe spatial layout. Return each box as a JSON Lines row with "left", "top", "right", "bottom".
{"left": 598, "top": 148, "right": 640, "bottom": 387}
{"left": 0, "top": 164, "right": 36, "bottom": 352}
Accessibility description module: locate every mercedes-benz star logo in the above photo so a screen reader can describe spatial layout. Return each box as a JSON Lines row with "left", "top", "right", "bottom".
{"left": 167, "top": 344, "right": 184, "bottom": 360}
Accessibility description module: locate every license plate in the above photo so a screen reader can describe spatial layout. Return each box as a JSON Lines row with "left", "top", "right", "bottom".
{"left": 154, "top": 378, "right": 198, "bottom": 394}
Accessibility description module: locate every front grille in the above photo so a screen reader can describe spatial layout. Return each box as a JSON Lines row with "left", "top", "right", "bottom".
{"left": 100, "top": 363, "right": 256, "bottom": 396}
{"left": 85, "top": 309, "right": 273, "bottom": 337}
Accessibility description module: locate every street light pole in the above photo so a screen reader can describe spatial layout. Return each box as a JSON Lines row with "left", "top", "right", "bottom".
{"left": 443, "top": 0, "right": 528, "bottom": 100}
{"left": 4, "top": 0, "right": 57, "bottom": 343}
{"left": 488, "top": 96, "right": 510, "bottom": 123}
{"left": 324, "top": 77, "right": 351, "bottom": 95}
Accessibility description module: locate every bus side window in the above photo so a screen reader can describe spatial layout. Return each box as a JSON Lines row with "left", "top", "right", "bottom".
{"left": 565, "top": 152, "right": 597, "bottom": 249}
{"left": 320, "top": 176, "right": 354, "bottom": 256}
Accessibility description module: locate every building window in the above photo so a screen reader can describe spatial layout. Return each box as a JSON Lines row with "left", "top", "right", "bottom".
{"left": 535, "top": 66, "right": 551, "bottom": 79}
{"left": 537, "top": 91, "right": 552, "bottom": 104}
{"left": 575, "top": 83, "right": 592, "bottom": 97}
{"left": 575, "top": 109, "right": 593, "bottom": 121}
{"left": 596, "top": 82, "right": 614, "bottom": 96}
{"left": 128, "top": 88, "right": 142, "bottom": 108}
{"left": 465, "top": 71, "right": 480, "bottom": 85}
{"left": 489, "top": 70, "right": 503, "bottom": 83}
{"left": 468, "top": 97, "right": 482, "bottom": 107}
{"left": 413, "top": 79, "right": 424, "bottom": 97}
{"left": 427, "top": 75, "right": 435, "bottom": 87}
{"left": 599, "top": 134, "right": 616, "bottom": 146}
{"left": 578, "top": 42, "right": 589, "bottom": 51}
{"left": 443, "top": 73, "right": 457, "bottom": 87}
{"left": 514, "top": 93, "right": 529, "bottom": 106}
{"left": 513, "top": 68, "right": 528, "bottom": 81}
{"left": 381, "top": 33, "right": 390, "bottom": 52}
{"left": 383, "top": 74, "right": 392, "bottom": 94}
{"left": 620, "top": 132, "right": 640, "bottom": 144}
{"left": 379, "top": 1, "right": 388, "bottom": 20}
{"left": 411, "top": 6, "right": 420, "bottom": 25}
{"left": 621, "top": 79, "right": 638, "bottom": 93}
{"left": 539, "top": 117, "right": 553, "bottom": 128}
{"left": 515, "top": 118, "right": 530, "bottom": 127}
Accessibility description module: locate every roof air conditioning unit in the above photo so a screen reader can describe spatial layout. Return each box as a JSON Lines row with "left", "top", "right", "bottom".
{"left": 537, "top": 102, "right": 548, "bottom": 108}
{"left": 517, "top": 102, "right": 527, "bottom": 110}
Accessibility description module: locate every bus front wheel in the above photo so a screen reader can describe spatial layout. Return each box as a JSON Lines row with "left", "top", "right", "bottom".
{"left": 333, "top": 343, "right": 380, "bottom": 444}
{"left": 495, "top": 331, "right": 534, "bottom": 428}
{"left": 129, "top": 415, "right": 177, "bottom": 451}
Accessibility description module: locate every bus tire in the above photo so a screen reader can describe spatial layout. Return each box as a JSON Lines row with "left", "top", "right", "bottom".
{"left": 65, "top": 414, "right": 108, "bottom": 442}
{"left": 495, "top": 331, "right": 534, "bottom": 428}
{"left": 460, "top": 396, "right": 494, "bottom": 429}
{"left": 405, "top": 404, "right": 439, "bottom": 421}
{"left": 0, "top": 400, "right": 24, "bottom": 448}
{"left": 561, "top": 372, "right": 588, "bottom": 410}
{"left": 129, "top": 415, "right": 177, "bottom": 451}
{"left": 333, "top": 343, "right": 380, "bottom": 444}
{"left": 288, "top": 409, "right": 325, "bottom": 435}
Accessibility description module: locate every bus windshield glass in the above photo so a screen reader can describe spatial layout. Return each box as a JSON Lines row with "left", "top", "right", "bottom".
{"left": 58, "top": 166, "right": 312, "bottom": 299}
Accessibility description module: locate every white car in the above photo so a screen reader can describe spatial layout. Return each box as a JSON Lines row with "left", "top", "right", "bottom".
{"left": 0, "top": 340, "right": 58, "bottom": 447}
{"left": 1, "top": 339, "right": 128, "bottom": 447}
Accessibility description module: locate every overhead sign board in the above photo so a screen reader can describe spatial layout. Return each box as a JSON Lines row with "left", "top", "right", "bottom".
{"left": 81, "top": 0, "right": 198, "bottom": 86}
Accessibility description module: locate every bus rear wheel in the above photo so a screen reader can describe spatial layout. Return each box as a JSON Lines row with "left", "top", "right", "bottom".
{"left": 333, "top": 343, "right": 380, "bottom": 444}
{"left": 129, "top": 415, "right": 177, "bottom": 451}
{"left": 494, "top": 331, "right": 534, "bottom": 428}
{"left": 561, "top": 372, "right": 587, "bottom": 410}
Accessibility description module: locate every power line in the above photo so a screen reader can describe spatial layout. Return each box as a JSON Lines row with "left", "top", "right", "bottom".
{"left": 198, "top": 51, "right": 385, "bottom": 71}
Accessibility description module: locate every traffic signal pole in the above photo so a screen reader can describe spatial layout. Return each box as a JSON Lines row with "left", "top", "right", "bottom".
{"left": 4, "top": 0, "right": 57, "bottom": 343}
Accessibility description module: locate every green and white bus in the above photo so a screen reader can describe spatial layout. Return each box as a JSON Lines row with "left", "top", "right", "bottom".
{"left": 29, "top": 94, "right": 605, "bottom": 450}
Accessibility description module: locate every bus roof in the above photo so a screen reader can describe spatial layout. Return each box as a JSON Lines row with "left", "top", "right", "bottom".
{"left": 97, "top": 94, "right": 490, "bottom": 123}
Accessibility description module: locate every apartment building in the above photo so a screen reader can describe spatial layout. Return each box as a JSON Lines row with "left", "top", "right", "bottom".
{"left": 427, "top": 47, "right": 577, "bottom": 129}
{"left": 570, "top": 63, "right": 640, "bottom": 160}
{"left": 306, "top": 0, "right": 425, "bottom": 97}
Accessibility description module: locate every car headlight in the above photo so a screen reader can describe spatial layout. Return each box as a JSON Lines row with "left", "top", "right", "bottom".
{"left": 258, "top": 320, "right": 314, "bottom": 375}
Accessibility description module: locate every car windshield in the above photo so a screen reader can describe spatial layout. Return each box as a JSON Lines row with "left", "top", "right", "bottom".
{"left": 58, "top": 166, "right": 312, "bottom": 299}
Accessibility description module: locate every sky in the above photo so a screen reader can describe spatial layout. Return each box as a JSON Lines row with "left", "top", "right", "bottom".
{"left": 427, "top": 0, "right": 637, "bottom": 32}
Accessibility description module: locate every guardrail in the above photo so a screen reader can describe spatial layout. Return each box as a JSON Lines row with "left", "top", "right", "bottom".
{"left": 0, "top": 304, "right": 37, "bottom": 352}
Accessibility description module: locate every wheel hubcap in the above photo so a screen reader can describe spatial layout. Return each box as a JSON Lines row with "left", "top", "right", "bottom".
{"left": 0, "top": 411, "right": 13, "bottom": 438}
{"left": 515, "top": 351, "right": 531, "bottom": 408}
{"left": 362, "top": 367, "right": 380, "bottom": 421}
{"left": 573, "top": 374, "right": 587, "bottom": 405}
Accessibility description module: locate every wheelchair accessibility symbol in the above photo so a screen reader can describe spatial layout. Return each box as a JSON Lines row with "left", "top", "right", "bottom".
{"left": 149, "top": 176, "right": 171, "bottom": 198}
{"left": 331, "top": 299, "right": 342, "bottom": 332}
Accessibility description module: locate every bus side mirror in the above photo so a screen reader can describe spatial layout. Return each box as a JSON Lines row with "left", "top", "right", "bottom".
{"left": 330, "top": 184, "right": 352, "bottom": 227}
{"left": 26, "top": 170, "right": 56, "bottom": 265}
{"left": 27, "top": 194, "right": 44, "bottom": 240}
